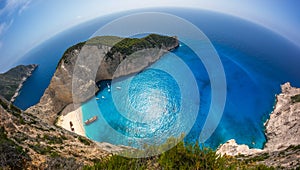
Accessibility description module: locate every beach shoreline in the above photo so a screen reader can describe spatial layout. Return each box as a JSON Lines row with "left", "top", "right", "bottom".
{"left": 56, "top": 106, "right": 86, "bottom": 137}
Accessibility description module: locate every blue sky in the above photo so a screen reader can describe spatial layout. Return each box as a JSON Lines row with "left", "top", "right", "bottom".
{"left": 0, "top": 0, "right": 299, "bottom": 72}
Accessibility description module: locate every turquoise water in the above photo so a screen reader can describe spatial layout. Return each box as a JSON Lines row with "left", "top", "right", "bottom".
{"left": 82, "top": 39, "right": 294, "bottom": 149}
{"left": 13, "top": 8, "right": 300, "bottom": 149}
{"left": 82, "top": 52, "right": 201, "bottom": 147}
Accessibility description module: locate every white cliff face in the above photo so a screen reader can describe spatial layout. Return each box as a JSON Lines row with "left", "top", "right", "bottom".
{"left": 217, "top": 139, "right": 262, "bottom": 156}
{"left": 264, "top": 82, "right": 300, "bottom": 151}
{"left": 27, "top": 35, "right": 179, "bottom": 125}
{"left": 26, "top": 44, "right": 112, "bottom": 124}
{"left": 26, "top": 44, "right": 85, "bottom": 124}
{"left": 217, "top": 82, "right": 300, "bottom": 168}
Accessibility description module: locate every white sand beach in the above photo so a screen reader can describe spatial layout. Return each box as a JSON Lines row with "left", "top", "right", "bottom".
{"left": 56, "top": 106, "right": 86, "bottom": 136}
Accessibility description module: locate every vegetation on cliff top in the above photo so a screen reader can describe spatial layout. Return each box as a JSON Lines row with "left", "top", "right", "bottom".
{"left": 86, "top": 36, "right": 123, "bottom": 46}
{"left": 0, "top": 64, "right": 37, "bottom": 101}
{"left": 105, "top": 34, "right": 177, "bottom": 60}
{"left": 59, "top": 34, "right": 178, "bottom": 66}
{"left": 84, "top": 140, "right": 274, "bottom": 170}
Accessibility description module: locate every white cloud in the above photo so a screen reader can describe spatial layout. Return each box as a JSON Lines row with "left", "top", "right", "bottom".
{"left": 18, "top": 0, "right": 32, "bottom": 15}
{"left": 0, "top": 19, "right": 13, "bottom": 36}
{"left": 0, "top": 0, "right": 32, "bottom": 50}
{"left": 0, "top": 0, "right": 32, "bottom": 16}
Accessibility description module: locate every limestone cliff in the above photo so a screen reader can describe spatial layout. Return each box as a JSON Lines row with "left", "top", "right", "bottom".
{"left": 27, "top": 34, "right": 179, "bottom": 124}
{"left": 0, "top": 64, "right": 37, "bottom": 102}
{"left": 264, "top": 82, "right": 300, "bottom": 151}
{"left": 217, "top": 82, "right": 300, "bottom": 168}
{"left": 26, "top": 42, "right": 85, "bottom": 125}
{"left": 216, "top": 139, "right": 262, "bottom": 156}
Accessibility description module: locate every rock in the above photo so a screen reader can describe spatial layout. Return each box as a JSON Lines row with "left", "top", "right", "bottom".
{"left": 0, "top": 97, "right": 109, "bottom": 169}
{"left": 217, "top": 82, "right": 300, "bottom": 168}
{"left": 27, "top": 34, "right": 179, "bottom": 125}
{"left": 0, "top": 64, "right": 37, "bottom": 102}
{"left": 264, "top": 82, "right": 300, "bottom": 151}
{"left": 216, "top": 139, "right": 262, "bottom": 156}
{"left": 26, "top": 43, "right": 101, "bottom": 124}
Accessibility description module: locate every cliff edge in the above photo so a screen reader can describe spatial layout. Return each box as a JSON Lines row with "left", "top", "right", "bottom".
{"left": 0, "top": 97, "right": 109, "bottom": 169}
{"left": 0, "top": 64, "right": 37, "bottom": 102}
{"left": 217, "top": 82, "right": 300, "bottom": 168}
{"left": 27, "top": 34, "right": 179, "bottom": 124}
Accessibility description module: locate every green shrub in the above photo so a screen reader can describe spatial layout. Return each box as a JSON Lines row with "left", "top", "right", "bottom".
{"left": 78, "top": 136, "right": 91, "bottom": 146}
{"left": 61, "top": 135, "right": 68, "bottom": 140}
{"left": 57, "top": 42, "right": 85, "bottom": 69}
{"left": 86, "top": 36, "right": 123, "bottom": 46}
{"left": 105, "top": 34, "right": 176, "bottom": 60}
{"left": 9, "top": 104, "right": 21, "bottom": 114}
{"left": 43, "top": 134, "right": 63, "bottom": 144}
{"left": 50, "top": 151, "right": 60, "bottom": 158}
{"left": 245, "top": 153, "right": 270, "bottom": 164}
{"left": 0, "top": 98, "right": 8, "bottom": 110}
{"left": 287, "top": 145, "right": 300, "bottom": 151}
{"left": 291, "top": 94, "right": 300, "bottom": 103}
{"left": 83, "top": 139, "right": 274, "bottom": 170}
{"left": 19, "top": 117, "right": 25, "bottom": 125}
{"left": 83, "top": 156, "right": 148, "bottom": 170}
{"left": 0, "top": 126, "right": 30, "bottom": 169}
{"left": 29, "top": 144, "right": 52, "bottom": 155}
{"left": 158, "top": 141, "right": 229, "bottom": 170}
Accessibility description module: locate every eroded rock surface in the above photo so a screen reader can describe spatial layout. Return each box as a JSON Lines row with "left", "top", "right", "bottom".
{"left": 264, "top": 82, "right": 300, "bottom": 151}
{"left": 217, "top": 82, "right": 300, "bottom": 168}
{"left": 0, "top": 64, "right": 37, "bottom": 102}
{"left": 0, "top": 98, "right": 109, "bottom": 169}
{"left": 217, "top": 139, "right": 262, "bottom": 156}
{"left": 27, "top": 34, "right": 178, "bottom": 125}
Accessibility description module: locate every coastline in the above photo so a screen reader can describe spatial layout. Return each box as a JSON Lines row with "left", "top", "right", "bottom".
{"left": 11, "top": 64, "right": 38, "bottom": 103}
{"left": 217, "top": 82, "right": 300, "bottom": 168}
{"left": 56, "top": 106, "right": 86, "bottom": 137}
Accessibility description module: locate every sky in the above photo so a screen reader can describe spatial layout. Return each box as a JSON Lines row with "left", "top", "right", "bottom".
{"left": 0, "top": 0, "right": 299, "bottom": 72}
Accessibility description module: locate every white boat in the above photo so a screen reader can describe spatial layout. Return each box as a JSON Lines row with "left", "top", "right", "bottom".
{"left": 116, "top": 86, "right": 122, "bottom": 90}
{"left": 107, "top": 83, "right": 110, "bottom": 89}
{"left": 108, "top": 89, "right": 111, "bottom": 92}
{"left": 96, "top": 98, "right": 100, "bottom": 100}
{"left": 102, "top": 96, "right": 105, "bottom": 99}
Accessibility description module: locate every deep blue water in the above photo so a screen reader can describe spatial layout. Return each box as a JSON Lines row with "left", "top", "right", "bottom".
{"left": 14, "top": 8, "right": 300, "bottom": 149}
{"left": 81, "top": 40, "right": 288, "bottom": 149}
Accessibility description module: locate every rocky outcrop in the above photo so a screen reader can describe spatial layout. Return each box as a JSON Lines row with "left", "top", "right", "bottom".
{"left": 217, "top": 82, "right": 300, "bottom": 168}
{"left": 0, "top": 97, "right": 109, "bottom": 169}
{"left": 264, "top": 82, "right": 300, "bottom": 151}
{"left": 26, "top": 42, "right": 91, "bottom": 124}
{"left": 217, "top": 139, "right": 262, "bottom": 156}
{"left": 0, "top": 64, "right": 37, "bottom": 102}
{"left": 27, "top": 34, "right": 179, "bottom": 125}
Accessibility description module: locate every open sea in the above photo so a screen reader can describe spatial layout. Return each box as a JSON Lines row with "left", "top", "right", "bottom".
{"left": 14, "top": 8, "right": 300, "bottom": 149}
